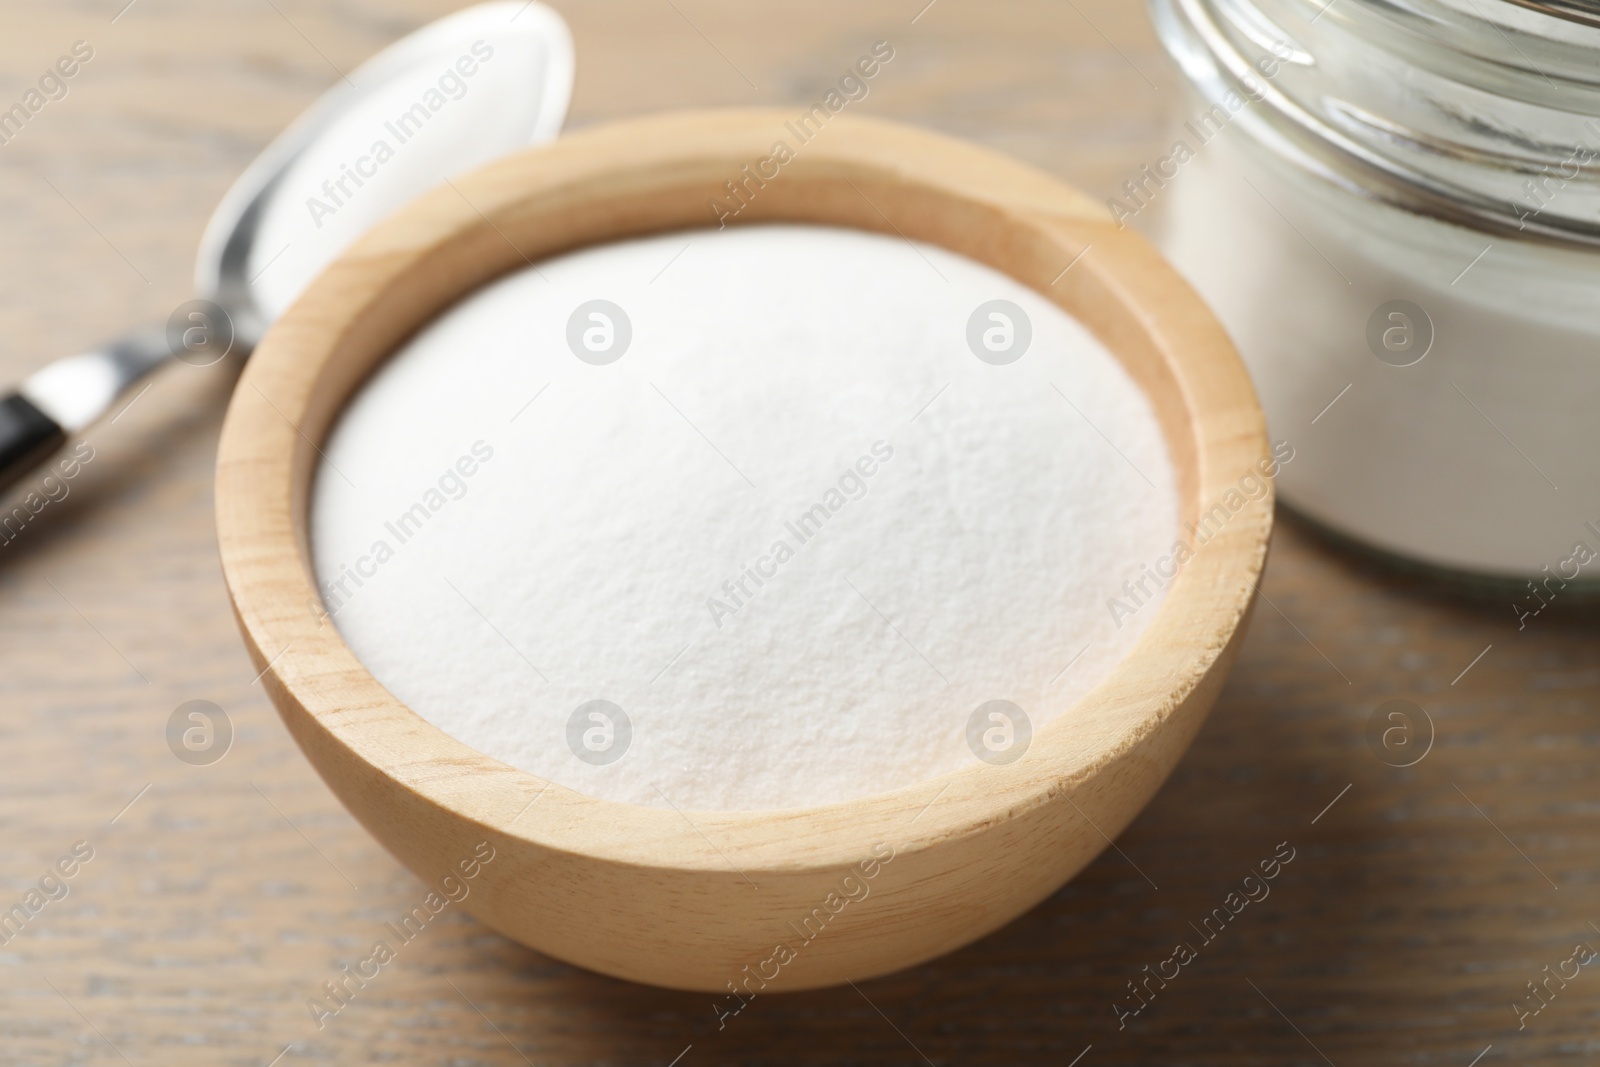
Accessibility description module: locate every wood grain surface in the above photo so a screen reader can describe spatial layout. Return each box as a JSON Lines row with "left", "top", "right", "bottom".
{"left": 1, "top": 1, "right": 1596, "bottom": 1064}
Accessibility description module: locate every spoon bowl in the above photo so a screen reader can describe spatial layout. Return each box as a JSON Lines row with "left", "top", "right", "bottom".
{"left": 199, "top": 0, "right": 573, "bottom": 347}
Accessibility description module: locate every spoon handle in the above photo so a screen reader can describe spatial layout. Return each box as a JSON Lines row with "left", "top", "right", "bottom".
{"left": 0, "top": 394, "right": 66, "bottom": 495}
{"left": 0, "top": 329, "right": 171, "bottom": 495}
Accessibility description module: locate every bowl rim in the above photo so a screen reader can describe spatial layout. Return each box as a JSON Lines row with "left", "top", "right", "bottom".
{"left": 215, "top": 108, "right": 1271, "bottom": 878}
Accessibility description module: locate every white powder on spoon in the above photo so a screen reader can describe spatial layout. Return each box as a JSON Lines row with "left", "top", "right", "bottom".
{"left": 310, "top": 224, "right": 1178, "bottom": 811}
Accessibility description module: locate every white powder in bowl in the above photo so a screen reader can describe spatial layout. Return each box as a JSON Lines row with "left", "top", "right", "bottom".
{"left": 310, "top": 224, "right": 1178, "bottom": 811}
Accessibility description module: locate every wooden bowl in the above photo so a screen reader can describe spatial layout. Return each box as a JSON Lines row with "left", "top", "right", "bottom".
{"left": 216, "top": 109, "right": 1271, "bottom": 992}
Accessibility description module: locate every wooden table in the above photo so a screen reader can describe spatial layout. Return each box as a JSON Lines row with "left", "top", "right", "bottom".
{"left": 2, "top": 1, "right": 1595, "bottom": 1063}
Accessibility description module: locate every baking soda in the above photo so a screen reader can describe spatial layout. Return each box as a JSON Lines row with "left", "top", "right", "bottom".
{"left": 311, "top": 224, "right": 1178, "bottom": 810}
{"left": 1153, "top": 125, "right": 1600, "bottom": 577}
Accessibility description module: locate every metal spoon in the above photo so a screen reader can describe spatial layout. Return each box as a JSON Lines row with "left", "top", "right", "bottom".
{"left": 0, "top": 1, "right": 572, "bottom": 493}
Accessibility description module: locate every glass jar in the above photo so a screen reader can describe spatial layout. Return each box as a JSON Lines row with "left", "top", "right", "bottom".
{"left": 1143, "top": 0, "right": 1600, "bottom": 593}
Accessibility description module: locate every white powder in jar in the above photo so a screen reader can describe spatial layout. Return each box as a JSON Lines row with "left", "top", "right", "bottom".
{"left": 1151, "top": 117, "right": 1600, "bottom": 579}
{"left": 310, "top": 224, "right": 1178, "bottom": 811}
